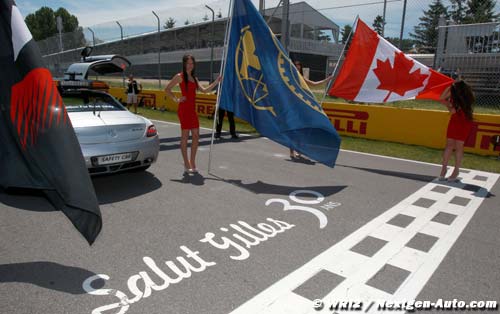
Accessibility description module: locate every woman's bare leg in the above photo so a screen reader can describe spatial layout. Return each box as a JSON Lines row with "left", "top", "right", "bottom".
{"left": 440, "top": 138, "right": 455, "bottom": 178}
{"left": 180, "top": 129, "right": 191, "bottom": 170}
{"left": 190, "top": 128, "right": 200, "bottom": 170}
{"left": 450, "top": 140, "right": 465, "bottom": 179}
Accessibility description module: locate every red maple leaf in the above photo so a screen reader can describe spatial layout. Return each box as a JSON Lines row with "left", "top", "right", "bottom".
{"left": 373, "top": 51, "right": 429, "bottom": 102}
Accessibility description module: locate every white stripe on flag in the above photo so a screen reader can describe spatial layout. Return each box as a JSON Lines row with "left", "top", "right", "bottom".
{"left": 355, "top": 36, "right": 431, "bottom": 103}
{"left": 11, "top": 5, "right": 32, "bottom": 62}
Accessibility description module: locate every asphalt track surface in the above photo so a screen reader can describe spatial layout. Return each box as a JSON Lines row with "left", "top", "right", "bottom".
{"left": 1, "top": 120, "right": 499, "bottom": 314}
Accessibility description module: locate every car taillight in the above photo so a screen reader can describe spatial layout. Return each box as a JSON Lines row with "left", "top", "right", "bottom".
{"left": 147, "top": 125, "right": 157, "bottom": 137}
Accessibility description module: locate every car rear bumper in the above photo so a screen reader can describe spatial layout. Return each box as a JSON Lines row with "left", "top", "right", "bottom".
{"left": 80, "top": 136, "right": 160, "bottom": 175}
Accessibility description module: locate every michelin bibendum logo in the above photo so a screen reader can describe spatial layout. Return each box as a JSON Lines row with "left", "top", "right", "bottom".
{"left": 236, "top": 25, "right": 326, "bottom": 117}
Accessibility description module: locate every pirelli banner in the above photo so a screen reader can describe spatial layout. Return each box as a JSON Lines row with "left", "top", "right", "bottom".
{"left": 321, "top": 103, "right": 500, "bottom": 157}
{"left": 109, "top": 88, "right": 216, "bottom": 116}
{"left": 108, "top": 87, "right": 500, "bottom": 156}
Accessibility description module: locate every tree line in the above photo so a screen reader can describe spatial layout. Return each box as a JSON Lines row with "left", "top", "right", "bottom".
{"left": 25, "top": 6, "right": 227, "bottom": 50}
{"left": 26, "top": 1, "right": 497, "bottom": 53}
{"left": 25, "top": 7, "right": 86, "bottom": 50}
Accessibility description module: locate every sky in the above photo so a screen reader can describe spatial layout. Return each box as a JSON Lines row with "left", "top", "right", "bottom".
{"left": 16, "top": 0, "right": 500, "bottom": 42}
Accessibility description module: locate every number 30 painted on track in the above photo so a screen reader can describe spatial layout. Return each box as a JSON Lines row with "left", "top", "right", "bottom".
{"left": 265, "top": 190, "right": 327, "bottom": 229}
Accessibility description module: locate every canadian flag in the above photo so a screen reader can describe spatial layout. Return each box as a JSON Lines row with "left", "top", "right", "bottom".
{"left": 329, "top": 19, "right": 453, "bottom": 103}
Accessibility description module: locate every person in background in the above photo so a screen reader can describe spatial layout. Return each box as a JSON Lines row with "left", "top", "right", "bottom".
{"left": 164, "top": 54, "right": 221, "bottom": 174}
{"left": 289, "top": 60, "right": 333, "bottom": 160}
{"left": 126, "top": 74, "right": 142, "bottom": 114}
{"left": 439, "top": 80, "right": 475, "bottom": 182}
{"left": 215, "top": 108, "right": 238, "bottom": 139}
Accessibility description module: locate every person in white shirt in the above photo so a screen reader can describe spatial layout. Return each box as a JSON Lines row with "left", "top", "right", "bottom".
{"left": 126, "top": 74, "right": 142, "bottom": 114}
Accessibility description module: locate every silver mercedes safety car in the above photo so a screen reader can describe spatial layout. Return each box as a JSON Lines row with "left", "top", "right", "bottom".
{"left": 57, "top": 51, "right": 159, "bottom": 175}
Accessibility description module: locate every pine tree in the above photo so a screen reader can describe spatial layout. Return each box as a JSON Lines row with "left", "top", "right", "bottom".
{"left": 410, "top": 0, "right": 449, "bottom": 53}
{"left": 464, "top": 0, "right": 499, "bottom": 23}
{"left": 163, "top": 17, "right": 176, "bottom": 29}
{"left": 184, "top": 19, "right": 190, "bottom": 26}
{"left": 449, "top": 0, "right": 467, "bottom": 23}
{"left": 217, "top": 9, "right": 223, "bottom": 18}
{"left": 386, "top": 37, "right": 417, "bottom": 52}
{"left": 372, "top": 15, "right": 385, "bottom": 36}
{"left": 340, "top": 24, "right": 352, "bottom": 44}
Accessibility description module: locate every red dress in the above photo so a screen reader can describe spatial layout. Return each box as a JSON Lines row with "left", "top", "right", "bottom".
{"left": 178, "top": 73, "right": 199, "bottom": 130}
{"left": 447, "top": 109, "right": 473, "bottom": 142}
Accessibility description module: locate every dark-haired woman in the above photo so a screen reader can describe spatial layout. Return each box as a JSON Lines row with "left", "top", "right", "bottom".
{"left": 439, "top": 80, "right": 475, "bottom": 182}
{"left": 289, "top": 60, "right": 333, "bottom": 159}
{"left": 165, "top": 54, "right": 220, "bottom": 173}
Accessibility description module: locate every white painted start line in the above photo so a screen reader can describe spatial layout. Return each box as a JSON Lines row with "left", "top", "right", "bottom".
{"left": 229, "top": 170, "right": 499, "bottom": 314}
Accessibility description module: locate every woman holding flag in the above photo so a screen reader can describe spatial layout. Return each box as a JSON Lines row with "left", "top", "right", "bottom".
{"left": 439, "top": 80, "right": 475, "bottom": 182}
{"left": 165, "top": 54, "right": 221, "bottom": 174}
{"left": 289, "top": 60, "right": 333, "bottom": 160}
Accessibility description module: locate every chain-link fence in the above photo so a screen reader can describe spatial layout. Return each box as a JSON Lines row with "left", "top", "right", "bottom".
{"left": 436, "top": 21, "right": 500, "bottom": 108}
{"left": 37, "top": 29, "right": 87, "bottom": 56}
{"left": 38, "top": 1, "right": 500, "bottom": 110}
{"left": 40, "top": 1, "right": 347, "bottom": 82}
{"left": 41, "top": 2, "right": 231, "bottom": 82}
{"left": 38, "top": 3, "right": 227, "bottom": 55}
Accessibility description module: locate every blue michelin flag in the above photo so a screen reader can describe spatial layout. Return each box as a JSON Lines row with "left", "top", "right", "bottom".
{"left": 219, "top": 0, "right": 341, "bottom": 167}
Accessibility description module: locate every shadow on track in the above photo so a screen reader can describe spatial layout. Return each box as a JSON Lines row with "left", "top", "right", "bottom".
{"left": 338, "top": 164, "right": 494, "bottom": 198}
{"left": 92, "top": 170, "right": 163, "bottom": 204}
{"left": 0, "top": 261, "right": 103, "bottom": 294}
{"left": 170, "top": 172, "right": 206, "bottom": 186}
{"left": 206, "top": 174, "right": 347, "bottom": 197}
{"left": 159, "top": 132, "right": 259, "bottom": 152}
{"left": 1, "top": 170, "right": 163, "bottom": 209}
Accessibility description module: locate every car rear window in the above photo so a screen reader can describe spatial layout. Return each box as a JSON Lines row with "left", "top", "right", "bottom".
{"left": 63, "top": 92, "right": 126, "bottom": 113}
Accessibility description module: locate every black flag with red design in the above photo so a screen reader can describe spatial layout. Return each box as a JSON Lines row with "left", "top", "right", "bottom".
{"left": 0, "top": 0, "right": 102, "bottom": 244}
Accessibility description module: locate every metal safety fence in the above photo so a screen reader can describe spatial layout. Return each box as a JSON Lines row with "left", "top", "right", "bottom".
{"left": 436, "top": 21, "right": 500, "bottom": 108}
{"left": 39, "top": 1, "right": 345, "bottom": 83}
{"left": 37, "top": 1, "right": 500, "bottom": 111}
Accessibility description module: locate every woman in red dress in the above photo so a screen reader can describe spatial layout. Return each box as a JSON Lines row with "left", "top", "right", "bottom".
{"left": 439, "top": 80, "right": 475, "bottom": 182}
{"left": 165, "top": 55, "right": 221, "bottom": 173}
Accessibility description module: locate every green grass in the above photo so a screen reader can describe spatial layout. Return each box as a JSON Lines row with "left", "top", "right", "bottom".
{"left": 137, "top": 107, "right": 500, "bottom": 173}
{"left": 107, "top": 80, "right": 176, "bottom": 91}
{"left": 103, "top": 77, "right": 500, "bottom": 114}
{"left": 138, "top": 106, "right": 257, "bottom": 134}
{"left": 341, "top": 136, "right": 500, "bottom": 173}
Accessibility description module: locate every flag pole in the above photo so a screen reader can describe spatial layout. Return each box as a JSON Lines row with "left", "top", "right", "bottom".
{"left": 208, "top": 0, "right": 235, "bottom": 175}
{"left": 266, "top": 0, "right": 283, "bottom": 24}
{"left": 319, "top": 15, "right": 359, "bottom": 106}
